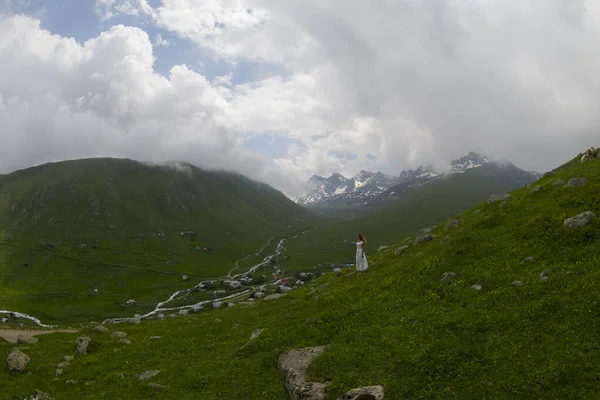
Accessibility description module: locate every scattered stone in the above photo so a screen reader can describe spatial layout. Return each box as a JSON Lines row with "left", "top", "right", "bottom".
{"left": 540, "top": 269, "right": 549, "bottom": 282}
{"left": 118, "top": 339, "right": 132, "bottom": 345}
{"left": 564, "top": 178, "right": 587, "bottom": 188}
{"left": 279, "top": 285, "right": 292, "bottom": 293}
{"left": 168, "top": 314, "right": 177, "bottom": 319}
{"left": 137, "top": 370, "right": 160, "bottom": 381}
{"left": 56, "top": 369, "right": 63, "bottom": 376}
{"left": 521, "top": 256, "right": 535, "bottom": 264}
{"left": 253, "top": 292, "right": 266, "bottom": 299}
{"left": 17, "top": 334, "right": 39, "bottom": 344}
{"left": 337, "top": 385, "right": 385, "bottom": 400}
{"left": 148, "top": 383, "right": 164, "bottom": 389}
{"left": 394, "top": 245, "right": 409, "bottom": 256}
{"left": 181, "top": 275, "right": 189, "bottom": 281}
{"left": 93, "top": 325, "right": 109, "bottom": 333}
{"left": 156, "top": 314, "right": 165, "bottom": 320}
{"left": 564, "top": 211, "right": 595, "bottom": 228}
{"left": 512, "top": 281, "right": 522, "bottom": 287}
{"left": 333, "top": 268, "right": 341, "bottom": 273}
{"left": 487, "top": 194, "right": 505, "bottom": 204}
{"left": 125, "top": 299, "right": 136, "bottom": 306}
{"left": 119, "top": 373, "right": 125, "bottom": 379}
{"left": 438, "top": 272, "right": 456, "bottom": 282}
{"left": 445, "top": 219, "right": 459, "bottom": 230}
{"left": 415, "top": 234, "right": 436, "bottom": 245}
{"left": 212, "top": 301, "right": 222, "bottom": 309}
{"left": 552, "top": 179, "right": 566, "bottom": 187}
{"left": 57, "top": 361, "right": 70, "bottom": 369}
{"left": 7, "top": 348, "right": 30, "bottom": 373}
{"left": 278, "top": 345, "right": 329, "bottom": 400}
{"left": 227, "top": 302, "right": 235, "bottom": 308}
{"left": 264, "top": 293, "right": 286, "bottom": 301}
{"left": 191, "top": 304, "right": 203, "bottom": 312}
{"left": 250, "top": 329, "right": 264, "bottom": 341}
{"left": 111, "top": 332, "right": 127, "bottom": 339}
{"left": 178, "top": 309, "right": 189, "bottom": 316}
{"left": 30, "top": 391, "right": 53, "bottom": 400}
{"left": 499, "top": 201, "right": 509, "bottom": 209}
{"left": 64, "top": 355, "right": 74, "bottom": 362}
{"left": 377, "top": 246, "right": 390, "bottom": 252}
{"left": 74, "top": 337, "right": 91, "bottom": 356}
{"left": 65, "top": 380, "right": 77, "bottom": 385}
{"left": 149, "top": 336, "right": 162, "bottom": 340}
{"left": 471, "top": 283, "right": 483, "bottom": 291}
{"left": 214, "top": 318, "right": 222, "bottom": 323}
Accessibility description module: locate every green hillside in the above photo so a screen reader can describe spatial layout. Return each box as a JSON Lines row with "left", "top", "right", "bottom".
{"left": 2, "top": 153, "right": 600, "bottom": 399}
{"left": 0, "top": 158, "right": 316, "bottom": 323}
{"left": 282, "top": 162, "right": 539, "bottom": 270}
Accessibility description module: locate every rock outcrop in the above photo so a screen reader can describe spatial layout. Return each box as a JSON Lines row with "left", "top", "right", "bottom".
{"left": 278, "top": 345, "right": 329, "bottom": 400}
{"left": 564, "top": 211, "right": 595, "bottom": 228}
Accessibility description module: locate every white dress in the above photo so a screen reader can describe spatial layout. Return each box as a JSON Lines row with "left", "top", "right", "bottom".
{"left": 355, "top": 241, "right": 368, "bottom": 271}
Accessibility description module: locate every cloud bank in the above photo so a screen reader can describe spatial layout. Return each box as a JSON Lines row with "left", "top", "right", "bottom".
{"left": 2, "top": 1, "right": 600, "bottom": 196}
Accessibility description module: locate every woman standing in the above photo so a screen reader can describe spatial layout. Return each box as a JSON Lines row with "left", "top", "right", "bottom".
{"left": 355, "top": 233, "right": 369, "bottom": 271}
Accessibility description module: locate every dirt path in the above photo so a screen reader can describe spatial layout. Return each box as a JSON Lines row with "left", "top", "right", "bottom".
{"left": 0, "top": 328, "right": 78, "bottom": 343}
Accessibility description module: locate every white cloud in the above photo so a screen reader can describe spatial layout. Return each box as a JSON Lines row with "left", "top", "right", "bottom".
{"left": 6, "top": 0, "right": 600, "bottom": 197}
{"left": 154, "top": 32, "right": 168, "bottom": 47}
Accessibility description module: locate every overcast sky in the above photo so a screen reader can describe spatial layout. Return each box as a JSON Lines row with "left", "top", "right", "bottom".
{"left": 1, "top": 0, "right": 599, "bottom": 196}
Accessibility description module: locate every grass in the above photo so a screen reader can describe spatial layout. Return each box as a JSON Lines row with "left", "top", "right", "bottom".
{"left": 2, "top": 155, "right": 600, "bottom": 399}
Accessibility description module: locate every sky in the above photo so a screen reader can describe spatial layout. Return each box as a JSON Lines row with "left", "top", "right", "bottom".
{"left": 1, "top": 0, "right": 600, "bottom": 197}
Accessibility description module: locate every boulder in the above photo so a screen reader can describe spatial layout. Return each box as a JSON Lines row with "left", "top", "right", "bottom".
{"left": 57, "top": 361, "right": 69, "bottom": 369}
{"left": 74, "top": 337, "right": 91, "bottom": 356}
{"left": 16, "top": 334, "right": 39, "bottom": 344}
{"left": 415, "top": 234, "right": 436, "bottom": 245}
{"left": 540, "top": 269, "right": 549, "bottom": 282}
{"left": 521, "top": 256, "right": 535, "bottom": 264}
{"left": 118, "top": 339, "right": 132, "bottom": 345}
{"left": 394, "top": 245, "right": 409, "bottom": 256}
{"left": 7, "top": 348, "right": 30, "bottom": 373}
{"left": 487, "top": 194, "right": 505, "bottom": 204}
{"left": 254, "top": 292, "right": 266, "bottom": 299}
{"left": 137, "top": 370, "right": 160, "bottom": 381}
{"left": 564, "top": 211, "right": 595, "bottom": 228}
{"left": 181, "top": 275, "right": 189, "bottom": 281}
{"left": 445, "top": 219, "right": 459, "bottom": 230}
{"left": 471, "top": 283, "right": 483, "bottom": 291}
{"left": 111, "top": 332, "right": 127, "bottom": 339}
{"left": 337, "top": 386, "right": 385, "bottom": 400}
{"left": 552, "top": 179, "right": 566, "bottom": 187}
{"left": 438, "top": 272, "right": 456, "bottom": 282}
{"left": 278, "top": 345, "right": 329, "bottom": 400}
{"left": 178, "top": 309, "right": 188, "bottom": 316}
{"left": 564, "top": 178, "right": 587, "bottom": 188}
{"left": 512, "top": 281, "right": 522, "bottom": 287}
{"left": 93, "top": 325, "right": 109, "bottom": 333}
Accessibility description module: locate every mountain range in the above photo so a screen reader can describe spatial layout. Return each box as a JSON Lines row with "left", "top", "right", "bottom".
{"left": 293, "top": 152, "right": 540, "bottom": 208}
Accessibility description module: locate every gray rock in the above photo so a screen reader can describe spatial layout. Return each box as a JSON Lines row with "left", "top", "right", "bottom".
{"left": 178, "top": 309, "right": 188, "bottom": 316}
{"left": 111, "top": 332, "right": 127, "bottom": 339}
{"left": 499, "top": 201, "right": 509, "bottom": 209}
{"left": 445, "top": 219, "right": 459, "bottom": 230}
{"left": 473, "top": 209, "right": 481, "bottom": 215}
{"left": 279, "top": 286, "right": 292, "bottom": 293}
{"left": 253, "top": 292, "right": 265, "bottom": 299}
{"left": 156, "top": 314, "right": 165, "bottom": 320}
{"left": 148, "top": 383, "right": 164, "bottom": 389}
{"left": 149, "top": 336, "right": 162, "bottom": 340}
{"left": 337, "top": 385, "right": 385, "bottom": 400}
{"left": 57, "top": 361, "right": 69, "bottom": 369}
{"left": 74, "top": 337, "right": 91, "bottom": 356}
{"left": 64, "top": 355, "right": 74, "bottom": 362}
{"left": 249, "top": 329, "right": 264, "bottom": 342}
{"left": 333, "top": 268, "right": 341, "bottom": 273}
{"left": 277, "top": 345, "right": 329, "bottom": 400}
{"left": 214, "top": 318, "right": 221, "bottom": 323}
{"left": 30, "top": 391, "right": 53, "bottom": 400}
{"left": 212, "top": 301, "right": 222, "bottom": 309}
{"left": 552, "top": 179, "right": 566, "bottom": 187}
{"left": 415, "top": 234, "right": 436, "bottom": 245}
{"left": 65, "top": 380, "right": 77, "bottom": 384}
{"left": 438, "top": 272, "right": 456, "bottom": 282}
{"left": 56, "top": 369, "right": 63, "bottom": 376}
{"left": 93, "top": 325, "right": 109, "bottom": 333}
{"left": 181, "top": 275, "right": 189, "bottom": 281}
{"left": 487, "top": 194, "right": 505, "bottom": 204}
{"left": 521, "top": 256, "right": 535, "bottom": 264}
{"left": 394, "top": 245, "right": 409, "bottom": 256}
{"left": 512, "top": 281, "right": 522, "bottom": 287}
{"left": 191, "top": 304, "right": 203, "bottom": 312}
{"left": 137, "top": 370, "right": 160, "bottom": 381}
{"left": 118, "top": 339, "right": 131, "bottom": 345}
{"left": 377, "top": 245, "right": 390, "bottom": 252}
{"left": 7, "top": 348, "right": 30, "bottom": 373}
{"left": 168, "top": 313, "right": 177, "bottom": 319}
{"left": 540, "top": 269, "right": 549, "bottom": 282}
{"left": 564, "top": 178, "right": 587, "bottom": 188}
{"left": 471, "top": 283, "right": 483, "bottom": 291}
{"left": 264, "top": 293, "right": 286, "bottom": 301}
{"left": 564, "top": 211, "right": 595, "bottom": 228}
{"left": 16, "top": 334, "right": 39, "bottom": 344}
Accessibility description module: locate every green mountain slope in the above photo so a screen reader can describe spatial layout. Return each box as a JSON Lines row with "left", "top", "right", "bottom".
{"left": 282, "top": 162, "right": 538, "bottom": 269}
{"left": 0, "top": 158, "right": 316, "bottom": 323}
{"left": 2, "top": 153, "right": 599, "bottom": 399}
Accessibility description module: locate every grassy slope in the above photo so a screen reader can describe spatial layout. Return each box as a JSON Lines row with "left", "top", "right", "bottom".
{"left": 3, "top": 155, "right": 600, "bottom": 399}
{"left": 282, "top": 163, "right": 538, "bottom": 270}
{"left": 0, "top": 158, "right": 316, "bottom": 323}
